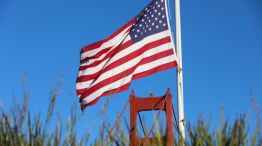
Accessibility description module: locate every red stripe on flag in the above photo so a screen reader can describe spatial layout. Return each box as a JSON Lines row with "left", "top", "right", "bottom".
{"left": 81, "top": 83, "right": 130, "bottom": 109}
{"left": 80, "top": 47, "right": 111, "bottom": 64}
{"left": 79, "top": 40, "right": 133, "bottom": 71}
{"left": 81, "top": 17, "right": 136, "bottom": 53}
{"left": 133, "top": 61, "right": 177, "bottom": 80}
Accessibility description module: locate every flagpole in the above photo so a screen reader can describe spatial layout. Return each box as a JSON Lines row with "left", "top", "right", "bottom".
{"left": 174, "top": 0, "right": 186, "bottom": 138}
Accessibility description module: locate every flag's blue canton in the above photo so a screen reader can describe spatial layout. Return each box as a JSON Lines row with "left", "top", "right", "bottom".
{"left": 130, "top": 0, "right": 168, "bottom": 43}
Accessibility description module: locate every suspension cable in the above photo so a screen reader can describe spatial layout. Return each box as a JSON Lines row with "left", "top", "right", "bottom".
{"left": 172, "top": 104, "right": 179, "bottom": 133}
{"left": 146, "top": 94, "right": 168, "bottom": 138}
{"left": 102, "top": 97, "right": 130, "bottom": 146}
{"left": 138, "top": 112, "right": 147, "bottom": 137}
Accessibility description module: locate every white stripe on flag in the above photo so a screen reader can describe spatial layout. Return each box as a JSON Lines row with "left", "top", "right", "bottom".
{"left": 80, "top": 36, "right": 132, "bottom": 67}
{"left": 80, "top": 25, "right": 132, "bottom": 61}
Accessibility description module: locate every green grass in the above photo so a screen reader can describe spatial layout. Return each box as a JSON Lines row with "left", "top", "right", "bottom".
{"left": 0, "top": 85, "right": 261, "bottom": 146}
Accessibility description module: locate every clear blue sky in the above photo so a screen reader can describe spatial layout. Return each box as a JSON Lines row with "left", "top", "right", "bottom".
{"left": 0, "top": 0, "right": 261, "bottom": 141}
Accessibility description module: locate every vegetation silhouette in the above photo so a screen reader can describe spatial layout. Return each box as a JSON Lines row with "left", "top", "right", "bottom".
{"left": 0, "top": 83, "right": 261, "bottom": 146}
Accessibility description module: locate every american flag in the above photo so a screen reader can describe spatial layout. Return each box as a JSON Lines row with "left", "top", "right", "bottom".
{"left": 76, "top": 0, "right": 177, "bottom": 110}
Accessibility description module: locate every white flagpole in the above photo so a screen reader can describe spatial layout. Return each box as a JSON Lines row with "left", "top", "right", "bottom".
{"left": 174, "top": 0, "right": 186, "bottom": 138}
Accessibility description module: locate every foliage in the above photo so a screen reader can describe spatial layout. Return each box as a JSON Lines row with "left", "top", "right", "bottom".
{"left": 0, "top": 85, "right": 261, "bottom": 146}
